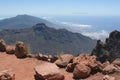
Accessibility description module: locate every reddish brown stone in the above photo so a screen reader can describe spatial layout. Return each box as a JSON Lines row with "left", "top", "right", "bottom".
{"left": 34, "top": 63, "right": 64, "bottom": 80}
{"left": 55, "top": 54, "right": 73, "bottom": 68}
{"left": 0, "top": 70, "right": 15, "bottom": 80}
{"left": 66, "top": 63, "right": 77, "bottom": 72}
{"left": 73, "top": 63, "right": 91, "bottom": 79}
{"left": 6, "top": 46, "right": 15, "bottom": 54}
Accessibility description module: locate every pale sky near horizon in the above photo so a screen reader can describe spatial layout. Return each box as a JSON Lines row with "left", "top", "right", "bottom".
{"left": 0, "top": 0, "right": 120, "bottom": 17}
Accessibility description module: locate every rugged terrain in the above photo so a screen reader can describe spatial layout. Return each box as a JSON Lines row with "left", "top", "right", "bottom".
{"left": 92, "top": 30, "right": 120, "bottom": 62}
{"left": 0, "top": 28, "right": 120, "bottom": 80}
{"left": 0, "top": 23, "right": 96, "bottom": 55}
{"left": 0, "top": 52, "right": 120, "bottom": 80}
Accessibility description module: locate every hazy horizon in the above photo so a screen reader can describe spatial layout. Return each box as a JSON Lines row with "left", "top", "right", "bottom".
{"left": 0, "top": 0, "right": 120, "bottom": 40}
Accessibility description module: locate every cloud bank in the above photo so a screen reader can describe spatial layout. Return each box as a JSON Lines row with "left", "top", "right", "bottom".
{"left": 59, "top": 21, "right": 109, "bottom": 41}
{"left": 81, "top": 30, "right": 109, "bottom": 41}
{"left": 61, "top": 22, "right": 92, "bottom": 28}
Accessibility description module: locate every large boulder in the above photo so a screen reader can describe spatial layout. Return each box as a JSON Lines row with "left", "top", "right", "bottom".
{"left": 15, "top": 41, "right": 28, "bottom": 58}
{"left": 34, "top": 63, "right": 64, "bottom": 80}
{"left": 73, "top": 54, "right": 90, "bottom": 64}
{"left": 73, "top": 63, "right": 91, "bottom": 79}
{"left": 0, "top": 39, "right": 6, "bottom": 52}
{"left": 69, "top": 54, "right": 103, "bottom": 79}
{"left": 6, "top": 46, "right": 15, "bottom": 54}
{"left": 73, "top": 54, "right": 103, "bottom": 72}
{"left": 55, "top": 54, "right": 73, "bottom": 68}
{"left": 0, "top": 70, "right": 15, "bottom": 80}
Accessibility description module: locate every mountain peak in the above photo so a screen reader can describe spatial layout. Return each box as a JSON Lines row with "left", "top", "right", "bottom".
{"left": 33, "top": 23, "right": 48, "bottom": 31}
{"left": 15, "top": 14, "right": 38, "bottom": 19}
{"left": 16, "top": 14, "right": 33, "bottom": 17}
{"left": 0, "top": 14, "right": 55, "bottom": 29}
{"left": 109, "top": 30, "right": 120, "bottom": 40}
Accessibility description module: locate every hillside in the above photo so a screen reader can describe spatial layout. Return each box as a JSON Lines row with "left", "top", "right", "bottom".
{"left": 0, "top": 23, "right": 96, "bottom": 55}
{"left": 0, "top": 15, "right": 58, "bottom": 29}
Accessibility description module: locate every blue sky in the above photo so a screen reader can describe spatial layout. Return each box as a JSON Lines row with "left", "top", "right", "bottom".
{"left": 0, "top": 0, "right": 120, "bottom": 17}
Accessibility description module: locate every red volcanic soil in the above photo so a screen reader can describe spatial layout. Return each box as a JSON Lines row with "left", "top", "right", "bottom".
{"left": 0, "top": 52, "right": 120, "bottom": 80}
{"left": 0, "top": 53, "right": 73, "bottom": 80}
{"left": 0, "top": 52, "right": 43, "bottom": 80}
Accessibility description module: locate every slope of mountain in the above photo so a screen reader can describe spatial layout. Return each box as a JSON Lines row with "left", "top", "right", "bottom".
{"left": 0, "top": 23, "right": 96, "bottom": 55}
{"left": 0, "top": 14, "right": 59, "bottom": 29}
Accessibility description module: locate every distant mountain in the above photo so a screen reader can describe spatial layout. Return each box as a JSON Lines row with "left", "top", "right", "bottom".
{"left": 0, "top": 23, "right": 96, "bottom": 55}
{"left": 0, "top": 14, "right": 59, "bottom": 29}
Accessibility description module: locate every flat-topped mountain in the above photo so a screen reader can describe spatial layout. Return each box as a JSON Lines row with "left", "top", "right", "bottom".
{"left": 0, "top": 23, "right": 96, "bottom": 55}
{"left": 0, "top": 15, "right": 57, "bottom": 29}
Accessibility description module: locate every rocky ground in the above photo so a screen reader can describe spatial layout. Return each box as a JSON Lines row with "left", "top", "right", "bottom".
{"left": 0, "top": 30, "right": 120, "bottom": 80}
{"left": 0, "top": 52, "right": 43, "bottom": 80}
{"left": 0, "top": 53, "right": 73, "bottom": 80}
{"left": 0, "top": 53, "right": 120, "bottom": 80}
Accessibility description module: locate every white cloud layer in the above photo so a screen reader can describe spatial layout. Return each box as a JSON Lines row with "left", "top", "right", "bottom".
{"left": 81, "top": 30, "right": 109, "bottom": 41}
{"left": 59, "top": 21, "right": 109, "bottom": 41}
{"left": 61, "top": 22, "right": 92, "bottom": 28}
{"left": 42, "top": 16, "right": 52, "bottom": 20}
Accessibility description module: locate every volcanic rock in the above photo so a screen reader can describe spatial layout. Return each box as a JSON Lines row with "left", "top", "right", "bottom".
{"left": 6, "top": 46, "right": 15, "bottom": 54}
{"left": 0, "top": 39, "right": 6, "bottom": 52}
{"left": 73, "top": 54, "right": 103, "bottom": 72}
{"left": 37, "top": 53, "right": 43, "bottom": 59}
{"left": 91, "top": 40, "right": 109, "bottom": 63}
{"left": 36, "top": 53, "right": 49, "bottom": 61}
{"left": 102, "top": 64, "right": 119, "bottom": 74}
{"left": 49, "top": 55, "right": 58, "bottom": 63}
{"left": 91, "top": 30, "right": 120, "bottom": 62}
{"left": 103, "top": 61, "right": 111, "bottom": 68}
{"left": 66, "top": 63, "right": 77, "bottom": 72}
{"left": 55, "top": 54, "right": 73, "bottom": 68}
{"left": 0, "top": 70, "right": 15, "bottom": 80}
{"left": 112, "top": 58, "right": 120, "bottom": 67}
{"left": 15, "top": 41, "right": 28, "bottom": 58}
{"left": 34, "top": 63, "right": 64, "bottom": 80}
{"left": 73, "top": 63, "right": 91, "bottom": 79}
{"left": 102, "top": 75, "right": 115, "bottom": 80}
{"left": 73, "top": 54, "right": 90, "bottom": 64}
{"left": 72, "top": 54, "right": 103, "bottom": 79}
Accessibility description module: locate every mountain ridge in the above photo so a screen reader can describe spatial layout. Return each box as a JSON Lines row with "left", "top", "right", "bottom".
{"left": 0, "top": 23, "right": 96, "bottom": 55}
